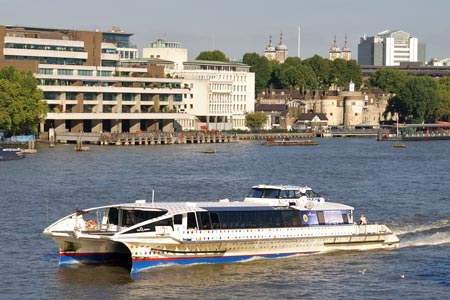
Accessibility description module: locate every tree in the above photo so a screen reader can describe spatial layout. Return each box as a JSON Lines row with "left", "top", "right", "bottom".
{"left": 0, "top": 66, "right": 47, "bottom": 135}
{"left": 368, "top": 68, "right": 409, "bottom": 94}
{"left": 435, "top": 77, "right": 450, "bottom": 121}
{"left": 242, "top": 53, "right": 271, "bottom": 94}
{"left": 386, "top": 76, "right": 438, "bottom": 123}
{"left": 346, "top": 60, "right": 363, "bottom": 90}
{"left": 330, "top": 58, "right": 348, "bottom": 88}
{"left": 278, "top": 63, "right": 317, "bottom": 95}
{"left": 303, "top": 55, "right": 332, "bottom": 89}
{"left": 245, "top": 111, "right": 268, "bottom": 131}
{"left": 195, "top": 50, "right": 229, "bottom": 62}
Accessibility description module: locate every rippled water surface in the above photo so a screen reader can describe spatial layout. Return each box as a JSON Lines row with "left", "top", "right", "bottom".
{"left": 1, "top": 138, "right": 449, "bottom": 299}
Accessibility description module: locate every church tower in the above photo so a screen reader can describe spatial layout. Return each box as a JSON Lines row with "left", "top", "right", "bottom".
{"left": 275, "top": 32, "right": 288, "bottom": 63}
{"left": 264, "top": 35, "right": 276, "bottom": 61}
{"left": 329, "top": 35, "right": 341, "bottom": 61}
{"left": 341, "top": 34, "right": 352, "bottom": 61}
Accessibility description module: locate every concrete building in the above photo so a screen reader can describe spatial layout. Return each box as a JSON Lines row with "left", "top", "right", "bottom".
{"left": 141, "top": 39, "right": 255, "bottom": 131}
{"left": 171, "top": 61, "right": 255, "bottom": 130}
{"left": 358, "top": 29, "right": 426, "bottom": 66}
{"left": 104, "top": 26, "right": 138, "bottom": 60}
{"left": 0, "top": 25, "right": 255, "bottom": 134}
{"left": 142, "top": 39, "right": 188, "bottom": 70}
{"left": 264, "top": 33, "right": 288, "bottom": 63}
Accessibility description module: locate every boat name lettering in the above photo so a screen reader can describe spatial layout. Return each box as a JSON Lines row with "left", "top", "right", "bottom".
{"left": 137, "top": 227, "right": 150, "bottom": 232}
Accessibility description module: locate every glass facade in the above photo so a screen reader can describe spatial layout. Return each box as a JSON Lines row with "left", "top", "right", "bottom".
{"left": 4, "top": 43, "right": 84, "bottom": 52}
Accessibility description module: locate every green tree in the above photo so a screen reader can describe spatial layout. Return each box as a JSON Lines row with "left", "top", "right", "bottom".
{"left": 303, "top": 55, "right": 332, "bottom": 89}
{"left": 368, "top": 68, "right": 409, "bottom": 94}
{"left": 0, "top": 66, "right": 47, "bottom": 134}
{"left": 242, "top": 53, "right": 271, "bottom": 94}
{"left": 435, "top": 77, "right": 450, "bottom": 121}
{"left": 277, "top": 63, "right": 317, "bottom": 95}
{"left": 386, "top": 76, "right": 438, "bottom": 123}
{"left": 346, "top": 60, "right": 363, "bottom": 90}
{"left": 195, "top": 50, "right": 229, "bottom": 62}
{"left": 245, "top": 111, "right": 268, "bottom": 131}
{"left": 269, "top": 62, "right": 283, "bottom": 88}
{"left": 330, "top": 58, "right": 348, "bottom": 88}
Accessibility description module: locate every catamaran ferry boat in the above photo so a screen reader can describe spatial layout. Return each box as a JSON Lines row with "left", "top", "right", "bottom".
{"left": 43, "top": 185, "right": 399, "bottom": 274}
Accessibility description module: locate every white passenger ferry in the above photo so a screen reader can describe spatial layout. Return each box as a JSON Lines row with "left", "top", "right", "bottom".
{"left": 43, "top": 185, "right": 399, "bottom": 274}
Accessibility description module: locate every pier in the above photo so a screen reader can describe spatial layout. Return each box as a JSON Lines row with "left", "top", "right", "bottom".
{"left": 377, "top": 124, "right": 450, "bottom": 141}
{"left": 55, "top": 132, "right": 239, "bottom": 145}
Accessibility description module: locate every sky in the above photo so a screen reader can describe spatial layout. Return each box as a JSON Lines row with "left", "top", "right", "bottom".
{"left": 1, "top": 0, "right": 449, "bottom": 61}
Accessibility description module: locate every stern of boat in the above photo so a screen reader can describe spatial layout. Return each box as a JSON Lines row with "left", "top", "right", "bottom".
{"left": 43, "top": 209, "right": 132, "bottom": 270}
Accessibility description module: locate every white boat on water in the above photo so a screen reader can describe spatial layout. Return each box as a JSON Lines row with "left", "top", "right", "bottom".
{"left": 43, "top": 185, "right": 399, "bottom": 274}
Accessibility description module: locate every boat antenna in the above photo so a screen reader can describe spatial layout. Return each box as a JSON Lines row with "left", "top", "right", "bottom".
{"left": 151, "top": 189, "right": 155, "bottom": 206}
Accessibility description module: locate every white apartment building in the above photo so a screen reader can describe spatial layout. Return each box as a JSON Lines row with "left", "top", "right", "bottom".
{"left": 142, "top": 39, "right": 187, "bottom": 70}
{"left": 143, "top": 38, "right": 255, "bottom": 131}
{"left": 171, "top": 61, "right": 255, "bottom": 131}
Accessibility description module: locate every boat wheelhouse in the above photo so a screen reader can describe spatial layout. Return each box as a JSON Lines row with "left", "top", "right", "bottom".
{"left": 43, "top": 185, "right": 399, "bottom": 274}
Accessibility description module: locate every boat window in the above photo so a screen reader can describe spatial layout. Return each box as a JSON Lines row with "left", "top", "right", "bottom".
{"left": 306, "top": 190, "right": 321, "bottom": 198}
{"left": 282, "top": 210, "right": 302, "bottom": 227}
{"left": 152, "top": 218, "right": 173, "bottom": 230}
{"left": 187, "top": 212, "right": 197, "bottom": 229}
{"left": 210, "top": 212, "right": 221, "bottom": 229}
{"left": 279, "top": 190, "right": 287, "bottom": 198}
{"left": 262, "top": 189, "right": 279, "bottom": 198}
{"left": 173, "top": 214, "right": 183, "bottom": 225}
{"left": 342, "top": 213, "right": 349, "bottom": 224}
{"left": 198, "top": 212, "right": 212, "bottom": 230}
{"left": 287, "top": 190, "right": 298, "bottom": 198}
{"left": 121, "top": 209, "right": 167, "bottom": 227}
{"left": 206, "top": 209, "right": 301, "bottom": 229}
{"left": 107, "top": 208, "right": 119, "bottom": 225}
{"left": 248, "top": 188, "right": 263, "bottom": 198}
{"left": 317, "top": 211, "right": 325, "bottom": 225}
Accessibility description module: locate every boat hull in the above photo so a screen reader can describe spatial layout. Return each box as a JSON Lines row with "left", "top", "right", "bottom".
{"left": 46, "top": 223, "right": 399, "bottom": 273}
{"left": 124, "top": 225, "right": 399, "bottom": 273}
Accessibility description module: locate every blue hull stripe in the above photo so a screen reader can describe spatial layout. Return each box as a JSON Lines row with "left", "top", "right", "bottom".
{"left": 131, "top": 251, "right": 318, "bottom": 273}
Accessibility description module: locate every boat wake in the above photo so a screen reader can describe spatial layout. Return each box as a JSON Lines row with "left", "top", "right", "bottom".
{"left": 390, "top": 217, "right": 450, "bottom": 248}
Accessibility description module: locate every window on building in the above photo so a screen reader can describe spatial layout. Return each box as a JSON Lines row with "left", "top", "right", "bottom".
{"left": 39, "top": 68, "right": 53, "bottom": 75}
{"left": 57, "top": 69, "right": 73, "bottom": 76}
{"left": 78, "top": 70, "right": 93, "bottom": 76}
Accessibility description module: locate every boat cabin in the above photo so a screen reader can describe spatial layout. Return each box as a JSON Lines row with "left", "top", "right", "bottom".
{"left": 73, "top": 199, "right": 353, "bottom": 236}
{"left": 245, "top": 185, "right": 325, "bottom": 206}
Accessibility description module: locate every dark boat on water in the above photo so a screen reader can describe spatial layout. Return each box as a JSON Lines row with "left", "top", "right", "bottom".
{"left": 0, "top": 147, "right": 24, "bottom": 161}
{"left": 262, "top": 138, "right": 319, "bottom": 146}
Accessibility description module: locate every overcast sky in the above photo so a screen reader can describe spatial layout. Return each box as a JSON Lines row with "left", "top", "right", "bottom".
{"left": 1, "top": 0, "right": 449, "bottom": 61}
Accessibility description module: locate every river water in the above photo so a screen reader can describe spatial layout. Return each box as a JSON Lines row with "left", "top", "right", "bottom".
{"left": 1, "top": 138, "right": 449, "bottom": 300}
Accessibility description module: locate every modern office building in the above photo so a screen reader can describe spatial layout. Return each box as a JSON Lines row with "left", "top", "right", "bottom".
{"left": 358, "top": 30, "right": 426, "bottom": 66}
{"left": 0, "top": 25, "right": 255, "bottom": 134}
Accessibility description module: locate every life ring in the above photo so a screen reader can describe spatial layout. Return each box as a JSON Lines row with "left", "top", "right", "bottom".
{"left": 85, "top": 219, "right": 97, "bottom": 230}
